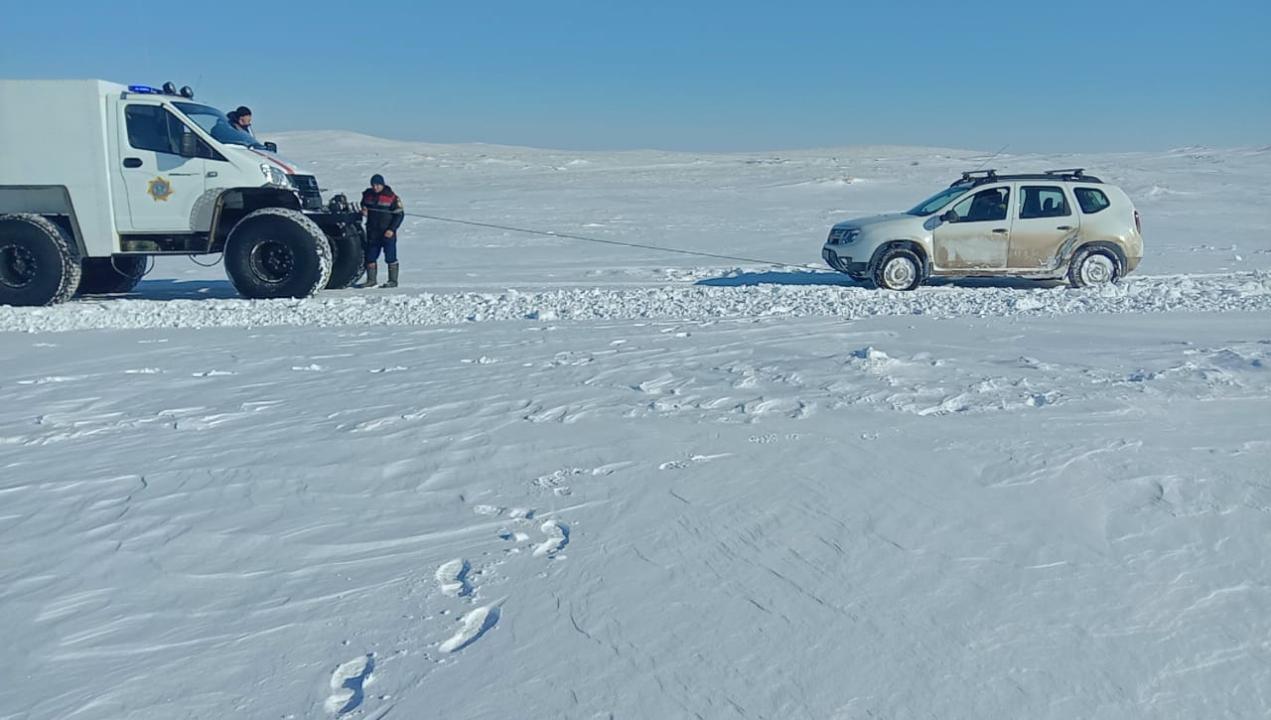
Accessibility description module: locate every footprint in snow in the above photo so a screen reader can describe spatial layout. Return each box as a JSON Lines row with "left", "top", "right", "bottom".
{"left": 435, "top": 559, "right": 471, "bottom": 597}
{"left": 324, "top": 654, "right": 374, "bottom": 715}
{"left": 439, "top": 603, "right": 501, "bottom": 653}
{"left": 533, "top": 520, "right": 570, "bottom": 558}
{"left": 658, "top": 453, "right": 731, "bottom": 471}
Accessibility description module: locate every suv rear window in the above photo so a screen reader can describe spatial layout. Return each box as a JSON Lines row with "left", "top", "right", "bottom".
{"left": 1020, "top": 186, "right": 1071, "bottom": 219}
{"left": 1074, "top": 187, "right": 1111, "bottom": 214}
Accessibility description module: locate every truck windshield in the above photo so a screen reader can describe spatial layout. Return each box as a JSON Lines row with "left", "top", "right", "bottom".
{"left": 907, "top": 185, "right": 971, "bottom": 216}
{"left": 173, "top": 102, "right": 263, "bottom": 149}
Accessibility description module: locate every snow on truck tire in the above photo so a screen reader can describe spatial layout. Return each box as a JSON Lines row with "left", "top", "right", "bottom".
{"left": 224, "top": 208, "right": 333, "bottom": 300}
{"left": 0, "top": 213, "right": 82, "bottom": 307}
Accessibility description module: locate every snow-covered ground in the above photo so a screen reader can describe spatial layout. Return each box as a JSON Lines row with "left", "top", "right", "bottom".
{"left": 2, "top": 137, "right": 1269, "bottom": 719}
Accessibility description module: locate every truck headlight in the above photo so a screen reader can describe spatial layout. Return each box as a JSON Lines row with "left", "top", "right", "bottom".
{"left": 259, "top": 163, "right": 292, "bottom": 188}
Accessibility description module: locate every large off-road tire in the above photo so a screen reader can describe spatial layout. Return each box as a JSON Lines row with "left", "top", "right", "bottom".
{"left": 76, "top": 256, "right": 148, "bottom": 296}
{"left": 223, "top": 208, "right": 333, "bottom": 299}
{"left": 870, "top": 246, "right": 925, "bottom": 291}
{"left": 1067, "top": 245, "right": 1121, "bottom": 288}
{"left": 325, "top": 222, "right": 365, "bottom": 290}
{"left": 0, "top": 213, "right": 82, "bottom": 307}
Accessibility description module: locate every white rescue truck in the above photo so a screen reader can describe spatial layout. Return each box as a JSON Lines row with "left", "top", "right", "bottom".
{"left": 0, "top": 79, "right": 365, "bottom": 306}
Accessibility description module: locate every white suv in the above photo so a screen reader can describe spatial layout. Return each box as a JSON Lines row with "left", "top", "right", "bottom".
{"left": 822, "top": 169, "right": 1143, "bottom": 290}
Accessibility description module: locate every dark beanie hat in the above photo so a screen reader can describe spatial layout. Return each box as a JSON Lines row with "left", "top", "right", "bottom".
{"left": 235, "top": 106, "right": 252, "bottom": 116}
{"left": 371, "top": 174, "right": 386, "bottom": 186}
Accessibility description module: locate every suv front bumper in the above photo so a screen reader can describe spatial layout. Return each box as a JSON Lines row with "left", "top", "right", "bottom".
{"left": 823, "top": 246, "right": 868, "bottom": 275}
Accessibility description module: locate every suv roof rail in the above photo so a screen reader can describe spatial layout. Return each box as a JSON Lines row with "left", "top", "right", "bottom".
{"left": 953, "top": 169, "right": 997, "bottom": 186}
{"left": 953, "top": 169, "right": 1104, "bottom": 187}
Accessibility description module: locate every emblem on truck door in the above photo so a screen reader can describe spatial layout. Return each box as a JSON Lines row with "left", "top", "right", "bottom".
{"left": 147, "top": 176, "right": 173, "bottom": 201}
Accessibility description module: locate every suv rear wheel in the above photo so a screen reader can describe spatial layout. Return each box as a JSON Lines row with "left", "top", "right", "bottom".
{"left": 1068, "top": 246, "right": 1121, "bottom": 288}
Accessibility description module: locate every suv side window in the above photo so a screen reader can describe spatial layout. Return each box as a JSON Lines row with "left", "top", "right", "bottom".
{"left": 1074, "top": 187, "right": 1111, "bottom": 214}
{"left": 950, "top": 187, "right": 1010, "bottom": 223}
{"left": 125, "top": 105, "right": 212, "bottom": 158}
{"left": 1020, "top": 186, "right": 1071, "bottom": 219}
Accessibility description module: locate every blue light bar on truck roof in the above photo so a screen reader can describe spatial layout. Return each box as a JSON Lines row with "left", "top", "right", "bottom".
{"left": 127, "top": 84, "right": 194, "bottom": 99}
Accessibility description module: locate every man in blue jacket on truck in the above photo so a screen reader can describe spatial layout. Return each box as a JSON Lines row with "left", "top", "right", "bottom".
{"left": 358, "top": 174, "right": 405, "bottom": 288}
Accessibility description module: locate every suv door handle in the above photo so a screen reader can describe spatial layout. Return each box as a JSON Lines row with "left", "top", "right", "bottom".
{"left": 206, "top": 171, "right": 218, "bottom": 178}
{"left": 123, "top": 158, "right": 143, "bottom": 168}
{"left": 992, "top": 228, "right": 1008, "bottom": 234}
{"left": 1056, "top": 225, "right": 1073, "bottom": 231}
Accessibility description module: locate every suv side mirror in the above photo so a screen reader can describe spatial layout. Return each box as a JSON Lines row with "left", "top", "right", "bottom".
{"left": 940, "top": 209, "right": 959, "bottom": 224}
{"left": 263, "top": 141, "right": 278, "bottom": 153}
{"left": 179, "top": 130, "right": 198, "bottom": 158}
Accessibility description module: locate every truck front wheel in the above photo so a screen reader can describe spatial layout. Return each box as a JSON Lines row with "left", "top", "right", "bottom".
{"left": 77, "top": 257, "right": 148, "bottom": 296}
{"left": 224, "top": 208, "right": 333, "bottom": 299}
{"left": 0, "top": 213, "right": 82, "bottom": 307}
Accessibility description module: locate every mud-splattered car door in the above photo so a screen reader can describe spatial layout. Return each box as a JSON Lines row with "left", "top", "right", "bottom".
{"left": 1008, "top": 184, "right": 1080, "bottom": 272}
{"left": 931, "top": 185, "right": 1013, "bottom": 272}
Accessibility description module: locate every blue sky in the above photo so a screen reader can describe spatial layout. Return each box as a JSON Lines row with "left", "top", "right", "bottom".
{"left": 3, "top": 0, "right": 1268, "bottom": 152}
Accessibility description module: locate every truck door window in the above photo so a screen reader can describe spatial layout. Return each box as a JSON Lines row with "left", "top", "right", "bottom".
{"left": 125, "top": 105, "right": 208, "bottom": 158}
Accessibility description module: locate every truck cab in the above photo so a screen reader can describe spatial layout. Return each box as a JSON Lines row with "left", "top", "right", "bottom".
{"left": 0, "top": 79, "right": 365, "bottom": 306}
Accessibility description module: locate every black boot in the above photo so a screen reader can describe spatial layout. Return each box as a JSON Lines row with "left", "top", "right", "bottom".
{"left": 356, "top": 263, "right": 377, "bottom": 288}
{"left": 381, "top": 262, "right": 399, "bottom": 288}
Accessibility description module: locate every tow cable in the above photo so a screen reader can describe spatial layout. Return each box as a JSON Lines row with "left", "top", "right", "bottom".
{"left": 365, "top": 206, "right": 823, "bottom": 271}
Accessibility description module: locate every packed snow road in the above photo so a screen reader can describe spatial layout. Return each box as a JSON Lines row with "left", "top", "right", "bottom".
{"left": 3, "top": 271, "right": 1269, "bottom": 333}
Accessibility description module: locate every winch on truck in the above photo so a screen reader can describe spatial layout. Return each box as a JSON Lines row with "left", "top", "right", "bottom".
{"left": 0, "top": 79, "right": 365, "bottom": 306}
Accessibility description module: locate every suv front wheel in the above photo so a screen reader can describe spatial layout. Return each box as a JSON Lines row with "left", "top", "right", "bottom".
{"left": 871, "top": 247, "right": 925, "bottom": 291}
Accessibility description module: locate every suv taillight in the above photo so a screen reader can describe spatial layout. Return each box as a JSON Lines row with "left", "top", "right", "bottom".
{"left": 1134, "top": 210, "right": 1142, "bottom": 234}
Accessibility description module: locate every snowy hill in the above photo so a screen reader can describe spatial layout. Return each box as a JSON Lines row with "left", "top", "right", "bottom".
{"left": 1, "top": 136, "right": 1269, "bottom": 719}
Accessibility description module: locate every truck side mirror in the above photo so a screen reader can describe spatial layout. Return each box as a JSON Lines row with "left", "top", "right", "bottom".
{"left": 940, "top": 209, "right": 959, "bottom": 224}
{"left": 180, "top": 131, "right": 198, "bottom": 158}
{"left": 263, "top": 141, "right": 278, "bottom": 153}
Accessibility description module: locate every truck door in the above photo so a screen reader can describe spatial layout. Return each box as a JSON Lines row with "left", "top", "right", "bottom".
{"left": 932, "top": 185, "right": 1012, "bottom": 271}
{"left": 1008, "top": 185, "right": 1080, "bottom": 270}
{"left": 114, "top": 103, "right": 207, "bottom": 232}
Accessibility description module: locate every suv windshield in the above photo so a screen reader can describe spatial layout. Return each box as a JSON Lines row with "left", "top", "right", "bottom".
{"left": 907, "top": 185, "right": 971, "bottom": 216}
{"left": 173, "top": 102, "right": 263, "bottom": 148}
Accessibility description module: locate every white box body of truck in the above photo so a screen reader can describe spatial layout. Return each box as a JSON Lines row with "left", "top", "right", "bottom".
{"left": 0, "top": 79, "right": 367, "bottom": 305}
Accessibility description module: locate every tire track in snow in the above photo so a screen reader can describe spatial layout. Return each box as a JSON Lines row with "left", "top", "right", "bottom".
{"left": 4, "top": 272, "right": 1269, "bottom": 333}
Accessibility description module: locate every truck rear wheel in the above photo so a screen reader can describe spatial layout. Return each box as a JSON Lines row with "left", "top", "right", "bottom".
{"left": 224, "top": 208, "right": 333, "bottom": 299}
{"left": 77, "top": 256, "right": 148, "bottom": 296}
{"left": 325, "top": 222, "right": 365, "bottom": 290}
{"left": 0, "top": 213, "right": 82, "bottom": 307}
